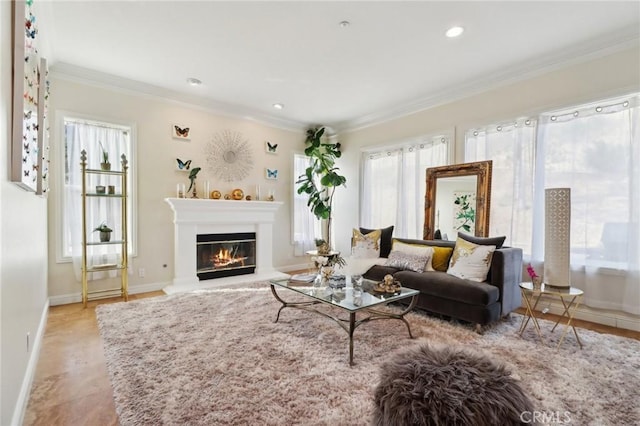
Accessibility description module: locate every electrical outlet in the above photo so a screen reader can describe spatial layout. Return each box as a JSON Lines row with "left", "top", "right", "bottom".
{"left": 138, "top": 268, "right": 145, "bottom": 278}
{"left": 26, "top": 332, "right": 30, "bottom": 352}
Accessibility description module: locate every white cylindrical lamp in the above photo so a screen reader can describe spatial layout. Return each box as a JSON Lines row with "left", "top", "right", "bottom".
{"left": 544, "top": 188, "right": 571, "bottom": 288}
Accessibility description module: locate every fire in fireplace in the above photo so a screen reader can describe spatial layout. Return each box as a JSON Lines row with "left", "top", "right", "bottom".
{"left": 196, "top": 232, "right": 256, "bottom": 280}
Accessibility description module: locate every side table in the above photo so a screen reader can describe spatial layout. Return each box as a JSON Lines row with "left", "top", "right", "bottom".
{"left": 518, "top": 282, "right": 584, "bottom": 349}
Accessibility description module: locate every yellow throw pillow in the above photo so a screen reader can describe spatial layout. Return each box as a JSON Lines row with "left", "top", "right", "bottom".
{"left": 431, "top": 246, "right": 454, "bottom": 272}
{"left": 351, "top": 228, "right": 382, "bottom": 259}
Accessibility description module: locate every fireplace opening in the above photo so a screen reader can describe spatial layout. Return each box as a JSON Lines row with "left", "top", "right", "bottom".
{"left": 197, "top": 232, "right": 256, "bottom": 280}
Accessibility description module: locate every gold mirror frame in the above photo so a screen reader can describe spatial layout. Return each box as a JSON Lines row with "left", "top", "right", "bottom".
{"left": 423, "top": 160, "right": 493, "bottom": 240}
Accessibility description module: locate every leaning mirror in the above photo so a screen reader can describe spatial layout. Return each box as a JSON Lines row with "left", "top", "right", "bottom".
{"left": 423, "top": 160, "right": 492, "bottom": 240}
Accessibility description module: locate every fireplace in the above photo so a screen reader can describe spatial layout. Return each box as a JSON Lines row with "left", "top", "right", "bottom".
{"left": 197, "top": 233, "right": 256, "bottom": 280}
{"left": 164, "top": 198, "right": 289, "bottom": 294}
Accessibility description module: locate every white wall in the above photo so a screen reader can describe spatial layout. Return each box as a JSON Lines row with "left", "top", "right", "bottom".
{"left": 333, "top": 47, "right": 640, "bottom": 257}
{"left": 0, "top": 1, "right": 50, "bottom": 424}
{"left": 47, "top": 78, "right": 306, "bottom": 301}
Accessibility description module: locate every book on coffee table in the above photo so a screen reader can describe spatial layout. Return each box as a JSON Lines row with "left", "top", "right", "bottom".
{"left": 289, "top": 273, "right": 316, "bottom": 283}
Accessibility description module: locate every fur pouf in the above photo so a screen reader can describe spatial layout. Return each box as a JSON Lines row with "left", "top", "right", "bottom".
{"left": 373, "top": 343, "right": 535, "bottom": 426}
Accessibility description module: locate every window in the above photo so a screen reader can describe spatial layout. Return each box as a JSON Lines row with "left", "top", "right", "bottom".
{"left": 465, "top": 94, "right": 639, "bottom": 315}
{"left": 59, "top": 116, "right": 136, "bottom": 265}
{"left": 292, "top": 153, "right": 320, "bottom": 256}
{"left": 361, "top": 135, "right": 451, "bottom": 239}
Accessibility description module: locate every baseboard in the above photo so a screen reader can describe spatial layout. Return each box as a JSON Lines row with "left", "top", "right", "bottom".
{"left": 525, "top": 298, "right": 640, "bottom": 332}
{"left": 11, "top": 299, "right": 49, "bottom": 426}
{"left": 48, "top": 281, "right": 170, "bottom": 306}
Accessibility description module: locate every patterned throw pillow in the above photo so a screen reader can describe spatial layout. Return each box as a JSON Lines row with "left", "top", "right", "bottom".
{"left": 351, "top": 228, "right": 382, "bottom": 259}
{"left": 384, "top": 250, "right": 431, "bottom": 273}
{"left": 392, "top": 240, "right": 435, "bottom": 271}
{"left": 447, "top": 237, "right": 496, "bottom": 282}
{"left": 360, "top": 226, "right": 394, "bottom": 257}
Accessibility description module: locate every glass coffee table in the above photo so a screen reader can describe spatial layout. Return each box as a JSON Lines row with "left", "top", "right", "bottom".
{"left": 269, "top": 277, "right": 419, "bottom": 365}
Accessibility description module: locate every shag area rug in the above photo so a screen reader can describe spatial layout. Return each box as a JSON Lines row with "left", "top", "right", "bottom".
{"left": 96, "top": 284, "right": 640, "bottom": 425}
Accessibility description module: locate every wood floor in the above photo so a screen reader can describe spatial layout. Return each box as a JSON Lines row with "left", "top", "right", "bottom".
{"left": 23, "top": 291, "right": 639, "bottom": 426}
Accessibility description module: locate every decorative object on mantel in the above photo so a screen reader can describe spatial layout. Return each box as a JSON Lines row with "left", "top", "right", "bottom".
{"left": 176, "top": 183, "right": 185, "bottom": 198}
{"left": 266, "top": 189, "right": 275, "bottom": 201}
{"left": 187, "top": 167, "right": 201, "bottom": 198}
{"left": 265, "top": 141, "right": 278, "bottom": 154}
{"left": 206, "top": 130, "right": 254, "bottom": 182}
{"left": 176, "top": 158, "right": 192, "bottom": 171}
{"left": 224, "top": 194, "right": 231, "bottom": 200}
{"left": 245, "top": 195, "right": 252, "bottom": 201}
{"left": 544, "top": 188, "right": 571, "bottom": 288}
{"left": 231, "top": 188, "right": 244, "bottom": 200}
{"left": 210, "top": 190, "right": 221, "bottom": 199}
{"left": 296, "top": 126, "right": 346, "bottom": 250}
{"left": 172, "top": 124, "right": 190, "bottom": 140}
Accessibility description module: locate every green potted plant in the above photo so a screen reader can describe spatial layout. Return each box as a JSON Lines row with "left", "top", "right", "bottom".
{"left": 94, "top": 222, "right": 113, "bottom": 242}
{"left": 99, "top": 141, "right": 110, "bottom": 171}
{"left": 296, "top": 126, "right": 347, "bottom": 251}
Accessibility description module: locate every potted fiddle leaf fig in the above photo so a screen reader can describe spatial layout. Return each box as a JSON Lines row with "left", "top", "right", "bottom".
{"left": 296, "top": 126, "right": 346, "bottom": 250}
{"left": 94, "top": 222, "right": 113, "bottom": 242}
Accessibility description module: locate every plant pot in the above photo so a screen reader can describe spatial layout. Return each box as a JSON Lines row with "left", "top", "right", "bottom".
{"left": 100, "top": 162, "right": 111, "bottom": 171}
{"left": 96, "top": 185, "right": 106, "bottom": 194}
{"left": 99, "top": 231, "right": 112, "bottom": 242}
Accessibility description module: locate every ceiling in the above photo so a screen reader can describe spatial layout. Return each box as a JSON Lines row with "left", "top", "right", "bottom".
{"left": 41, "top": 1, "right": 640, "bottom": 131}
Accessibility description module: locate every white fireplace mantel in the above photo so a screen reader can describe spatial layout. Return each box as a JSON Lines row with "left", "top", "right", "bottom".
{"left": 164, "top": 198, "right": 289, "bottom": 294}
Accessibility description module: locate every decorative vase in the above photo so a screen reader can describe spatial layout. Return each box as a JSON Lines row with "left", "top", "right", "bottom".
{"left": 314, "top": 266, "right": 333, "bottom": 290}
{"left": 532, "top": 276, "right": 542, "bottom": 290}
{"left": 100, "top": 162, "right": 111, "bottom": 171}
{"left": 99, "top": 231, "right": 112, "bottom": 242}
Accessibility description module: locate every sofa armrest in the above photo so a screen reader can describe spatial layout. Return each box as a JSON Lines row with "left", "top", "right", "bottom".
{"left": 488, "top": 247, "right": 523, "bottom": 316}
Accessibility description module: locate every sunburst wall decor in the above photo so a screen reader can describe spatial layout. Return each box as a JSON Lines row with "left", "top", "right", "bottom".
{"left": 206, "top": 130, "right": 254, "bottom": 182}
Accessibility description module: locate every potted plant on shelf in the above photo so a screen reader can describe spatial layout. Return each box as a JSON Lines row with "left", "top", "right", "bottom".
{"left": 99, "top": 141, "right": 110, "bottom": 171}
{"left": 94, "top": 222, "right": 113, "bottom": 242}
{"left": 296, "top": 126, "right": 347, "bottom": 252}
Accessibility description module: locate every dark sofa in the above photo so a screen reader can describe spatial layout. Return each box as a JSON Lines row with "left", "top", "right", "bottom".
{"left": 363, "top": 238, "right": 523, "bottom": 329}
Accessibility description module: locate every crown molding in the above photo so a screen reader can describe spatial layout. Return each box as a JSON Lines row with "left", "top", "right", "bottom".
{"left": 49, "top": 63, "right": 308, "bottom": 133}
{"left": 342, "top": 26, "right": 640, "bottom": 133}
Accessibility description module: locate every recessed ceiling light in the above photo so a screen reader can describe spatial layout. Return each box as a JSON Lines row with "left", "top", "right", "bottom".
{"left": 445, "top": 26, "right": 464, "bottom": 38}
{"left": 186, "top": 77, "right": 202, "bottom": 86}
{"left": 272, "top": 103, "right": 284, "bottom": 110}
{"left": 339, "top": 20, "right": 350, "bottom": 28}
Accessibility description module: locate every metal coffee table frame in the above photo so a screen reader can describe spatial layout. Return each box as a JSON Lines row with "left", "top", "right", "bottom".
{"left": 269, "top": 279, "right": 419, "bottom": 366}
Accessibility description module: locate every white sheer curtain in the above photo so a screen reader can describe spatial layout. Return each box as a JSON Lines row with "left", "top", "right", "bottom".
{"left": 465, "top": 119, "right": 537, "bottom": 251}
{"left": 63, "top": 119, "right": 131, "bottom": 281}
{"left": 465, "top": 94, "right": 639, "bottom": 314}
{"left": 292, "top": 153, "right": 320, "bottom": 256}
{"left": 537, "top": 96, "right": 640, "bottom": 314}
{"left": 361, "top": 136, "right": 449, "bottom": 238}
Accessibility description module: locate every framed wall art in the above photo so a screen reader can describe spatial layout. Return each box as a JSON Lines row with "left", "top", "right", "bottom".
{"left": 172, "top": 124, "right": 191, "bottom": 140}
{"left": 11, "top": 0, "right": 40, "bottom": 192}
{"left": 265, "top": 141, "right": 278, "bottom": 154}
{"left": 36, "top": 56, "right": 50, "bottom": 196}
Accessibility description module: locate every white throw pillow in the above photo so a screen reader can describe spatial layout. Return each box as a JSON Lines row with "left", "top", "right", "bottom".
{"left": 351, "top": 228, "right": 381, "bottom": 259}
{"left": 392, "top": 240, "right": 435, "bottom": 271}
{"left": 447, "top": 237, "right": 496, "bottom": 282}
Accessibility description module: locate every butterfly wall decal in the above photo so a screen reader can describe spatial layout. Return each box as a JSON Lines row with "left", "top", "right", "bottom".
{"left": 176, "top": 158, "right": 192, "bottom": 171}
{"left": 266, "top": 168, "right": 278, "bottom": 180}
{"left": 265, "top": 141, "right": 278, "bottom": 153}
{"left": 173, "top": 125, "right": 190, "bottom": 138}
